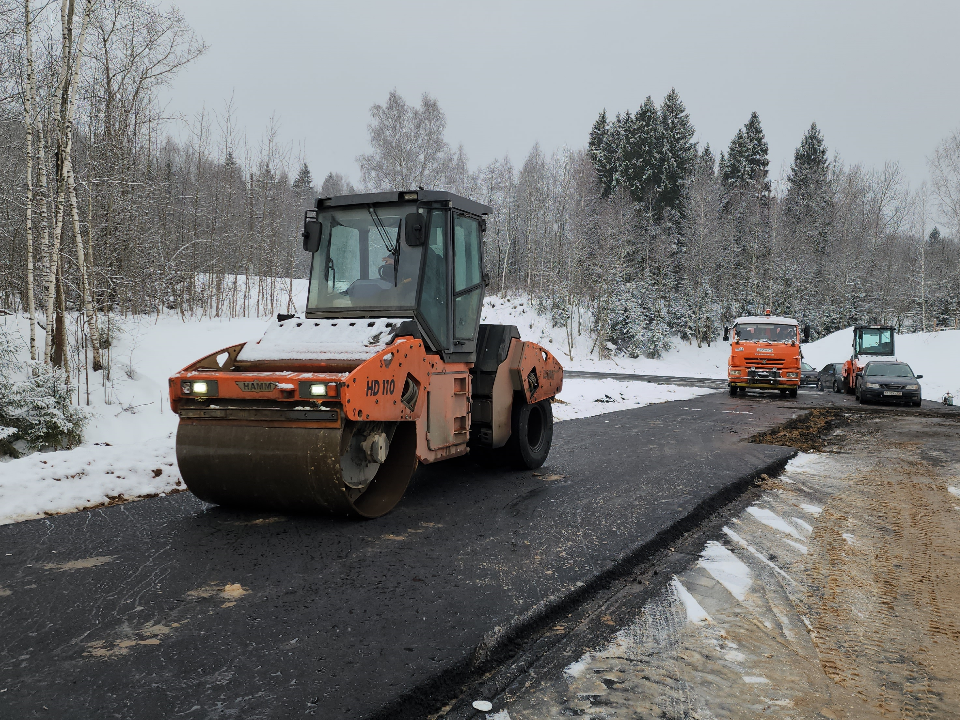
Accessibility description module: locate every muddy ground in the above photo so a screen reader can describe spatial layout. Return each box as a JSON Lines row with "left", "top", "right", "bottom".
{"left": 473, "top": 409, "right": 960, "bottom": 719}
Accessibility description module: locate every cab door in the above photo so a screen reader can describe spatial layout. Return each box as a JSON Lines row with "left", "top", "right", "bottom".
{"left": 451, "top": 213, "right": 484, "bottom": 357}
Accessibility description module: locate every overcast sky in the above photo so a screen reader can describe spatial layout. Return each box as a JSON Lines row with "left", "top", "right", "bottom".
{"left": 161, "top": 0, "right": 960, "bottom": 195}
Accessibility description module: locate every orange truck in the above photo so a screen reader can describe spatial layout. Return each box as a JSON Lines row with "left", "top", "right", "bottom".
{"left": 723, "top": 311, "right": 809, "bottom": 397}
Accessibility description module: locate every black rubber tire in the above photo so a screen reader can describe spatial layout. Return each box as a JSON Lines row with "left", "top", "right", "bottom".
{"left": 833, "top": 378, "right": 842, "bottom": 394}
{"left": 738, "top": 387, "right": 746, "bottom": 395}
{"left": 509, "top": 397, "right": 553, "bottom": 469}
{"left": 788, "top": 388, "right": 798, "bottom": 398}
{"left": 817, "top": 380, "right": 823, "bottom": 391}
{"left": 779, "top": 389, "right": 787, "bottom": 396}
{"left": 729, "top": 386, "right": 738, "bottom": 397}
{"left": 913, "top": 399, "right": 922, "bottom": 407}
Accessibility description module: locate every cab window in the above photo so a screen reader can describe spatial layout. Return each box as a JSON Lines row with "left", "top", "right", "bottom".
{"left": 418, "top": 210, "right": 449, "bottom": 348}
{"left": 453, "top": 215, "right": 483, "bottom": 341}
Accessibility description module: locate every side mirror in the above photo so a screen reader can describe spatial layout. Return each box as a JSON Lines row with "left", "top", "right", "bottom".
{"left": 916, "top": 374, "right": 923, "bottom": 379}
{"left": 405, "top": 212, "right": 426, "bottom": 246}
{"left": 302, "top": 210, "right": 322, "bottom": 253}
{"left": 803, "top": 325, "right": 810, "bottom": 343}
{"left": 722, "top": 328, "right": 729, "bottom": 342}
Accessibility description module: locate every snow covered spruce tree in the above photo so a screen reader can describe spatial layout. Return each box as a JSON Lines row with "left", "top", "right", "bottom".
{"left": 0, "top": 327, "right": 86, "bottom": 456}
{"left": 784, "top": 123, "right": 834, "bottom": 335}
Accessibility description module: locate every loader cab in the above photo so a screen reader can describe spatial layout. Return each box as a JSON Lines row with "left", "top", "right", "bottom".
{"left": 853, "top": 326, "right": 895, "bottom": 359}
{"left": 304, "top": 190, "right": 490, "bottom": 363}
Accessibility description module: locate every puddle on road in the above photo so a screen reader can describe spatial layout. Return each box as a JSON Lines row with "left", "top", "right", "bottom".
{"left": 499, "top": 416, "right": 960, "bottom": 719}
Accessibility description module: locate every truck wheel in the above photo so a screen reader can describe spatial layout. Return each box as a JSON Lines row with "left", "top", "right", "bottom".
{"left": 729, "top": 386, "right": 737, "bottom": 397}
{"left": 779, "top": 389, "right": 787, "bottom": 396}
{"left": 788, "top": 388, "right": 798, "bottom": 398}
{"left": 509, "top": 397, "right": 553, "bottom": 469}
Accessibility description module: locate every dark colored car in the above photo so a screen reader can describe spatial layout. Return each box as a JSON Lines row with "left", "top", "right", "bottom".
{"left": 817, "top": 362, "right": 843, "bottom": 391}
{"left": 800, "top": 362, "right": 818, "bottom": 387}
{"left": 856, "top": 361, "right": 922, "bottom": 406}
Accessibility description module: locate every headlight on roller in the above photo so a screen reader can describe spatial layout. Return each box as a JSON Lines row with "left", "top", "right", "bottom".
{"left": 180, "top": 379, "right": 218, "bottom": 396}
{"left": 299, "top": 381, "right": 339, "bottom": 399}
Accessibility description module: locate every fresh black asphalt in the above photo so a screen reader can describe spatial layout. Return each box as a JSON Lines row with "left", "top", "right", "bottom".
{"left": 0, "top": 392, "right": 804, "bottom": 719}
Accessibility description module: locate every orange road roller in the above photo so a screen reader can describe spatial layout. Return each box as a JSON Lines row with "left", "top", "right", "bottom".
{"left": 169, "top": 191, "right": 563, "bottom": 518}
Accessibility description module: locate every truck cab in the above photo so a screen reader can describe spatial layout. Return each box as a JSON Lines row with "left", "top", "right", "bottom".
{"left": 724, "top": 312, "right": 805, "bottom": 397}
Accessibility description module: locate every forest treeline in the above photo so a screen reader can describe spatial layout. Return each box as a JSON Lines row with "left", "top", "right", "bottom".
{"left": 2, "top": 0, "right": 960, "bottom": 389}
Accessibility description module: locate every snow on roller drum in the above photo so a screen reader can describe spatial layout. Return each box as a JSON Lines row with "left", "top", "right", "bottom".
{"left": 169, "top": 190, "right": 565, "bottom": 518}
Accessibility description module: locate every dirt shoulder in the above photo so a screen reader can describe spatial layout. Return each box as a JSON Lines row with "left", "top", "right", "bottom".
{"left": 486, "top": 410, "right": 960, "bottom": 719}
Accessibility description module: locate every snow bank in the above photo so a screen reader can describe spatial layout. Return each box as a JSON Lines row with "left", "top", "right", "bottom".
{"left": 0, "top": 436, "right": 180, "bottom": 524}
{"left": 553, "top": 379, "right": 713, "bottom": 422}
{"left": 802, "top": 326, "right": 960, "bottom": 401}
{"left": 1, "top": 312, "right": 274, "bottom": 523}
{"left": 480, "top": 296, "right": 728, "bottom": 378}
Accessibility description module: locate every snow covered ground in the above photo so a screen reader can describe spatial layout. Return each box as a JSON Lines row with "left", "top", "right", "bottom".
{"left": 0, "top": 294, "right": 713, "bottom": 525}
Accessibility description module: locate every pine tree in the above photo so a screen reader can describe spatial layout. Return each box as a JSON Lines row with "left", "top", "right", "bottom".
{"left": 785, "top": 122, "right": 831, "bottom": 253}
{"left": 723, "top": 112, "right": 769, "bottom": 192}
{"left": 656, "top": 88, "right": 697, "bottom": 220}
{"left": 620, "top": 97, "right": 661, "bottom": 210}
{"left": 698, "top": 144, "right": 716, "bottom": 179}
{"left": 292, "top": 162, "right": 314, "bottom": 194}
{"left": 588, "top": 109, "right": 615, "bottom": 196}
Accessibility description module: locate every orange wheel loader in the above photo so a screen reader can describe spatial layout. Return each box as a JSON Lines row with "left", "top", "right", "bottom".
{"left": 169, "top": 191, "right": 563, "bottom": 518}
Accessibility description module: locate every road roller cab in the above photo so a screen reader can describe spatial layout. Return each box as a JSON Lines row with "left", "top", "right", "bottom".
{"left": 169, "top": 191, "right": 563, "bottom": 518}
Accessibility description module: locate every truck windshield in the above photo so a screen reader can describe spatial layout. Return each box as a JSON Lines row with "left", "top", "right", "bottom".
{"left": 735, "top": 323, "right": 797, "bottom": 343}
{"left": 307, "top": 204, "right": 420, "bottom": 311}
{"left": 855, "top": 328, "right": 894, "bottom": 356}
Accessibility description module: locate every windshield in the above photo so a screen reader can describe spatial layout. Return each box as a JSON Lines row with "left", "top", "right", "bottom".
{"left": 855, "top": 327, "right": 894, "bottom": 356}
{"left": 307, "top": 204, "right": 421, "bottom": 311}
{"left": 735, "top": 323, "right": 797, "bottom": 343}
{"left": 866, "top": 364, "right": 914, "bottom": 377}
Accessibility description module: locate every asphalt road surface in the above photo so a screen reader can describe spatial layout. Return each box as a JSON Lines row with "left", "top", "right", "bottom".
{"left": 1, "top": 393, "right": 810, "bottom": 719}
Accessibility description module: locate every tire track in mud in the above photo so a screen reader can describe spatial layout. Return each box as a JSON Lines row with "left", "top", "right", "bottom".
{"left": 488, "top": 414, "right": 960, "bottom": 720}
{"left": 804, "top": 448, "right": 960, "bottom": 719}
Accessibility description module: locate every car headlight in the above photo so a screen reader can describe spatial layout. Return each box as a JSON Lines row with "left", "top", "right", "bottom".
{"left": 866, "top": 382, "right": 879, "bottom": 388}
{"left": 181, "top": 379, "right": 218, "bottom": 396}
{"left": 299, "top": 381, "right": 340, "bottom": 398}
{"left": 906, "top": 384, "right": 919, "bottom": 390}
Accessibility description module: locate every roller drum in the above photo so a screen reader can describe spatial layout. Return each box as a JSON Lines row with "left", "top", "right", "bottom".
{"left": 176, "top": 421, "right": 417, "bottom": 518}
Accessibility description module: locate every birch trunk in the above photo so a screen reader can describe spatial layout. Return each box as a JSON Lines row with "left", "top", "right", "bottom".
{"left": 23, "top": 0, "right": 38, "bottom": 361}
{"left": 67, "top": 162, "right": 103, "bottom": 369}
{"left": 44, "top": 0, "right": 96, "bottom": 364}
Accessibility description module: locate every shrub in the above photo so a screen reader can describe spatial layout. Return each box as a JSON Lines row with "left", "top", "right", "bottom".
{"left": 0, "top": 361, "right": 89, "bottom": 452}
